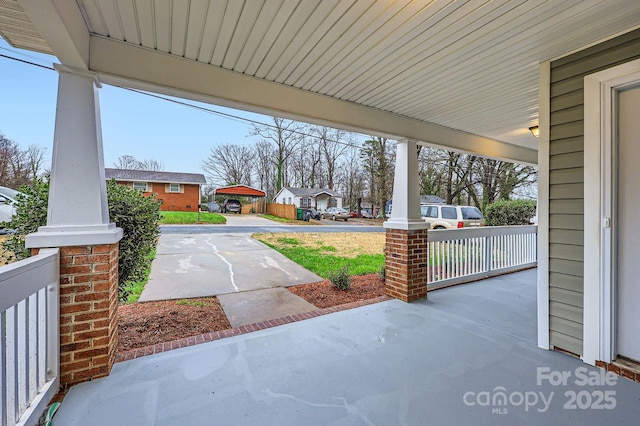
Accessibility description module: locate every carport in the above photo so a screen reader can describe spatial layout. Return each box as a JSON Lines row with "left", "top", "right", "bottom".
{"left": 214, "top": 184, "right": 267, "bottom": 214}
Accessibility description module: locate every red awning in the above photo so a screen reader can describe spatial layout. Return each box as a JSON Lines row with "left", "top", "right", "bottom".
{"left": 215, "top": 185, "right": 266, "bottom": 197}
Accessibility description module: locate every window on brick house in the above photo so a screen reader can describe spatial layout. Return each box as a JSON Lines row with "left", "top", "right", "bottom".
{"left": 169, "top": 183, "right": 180, "bottom": 193}
{"left": 133, "top": 182, "right": 148, "bottom": 192}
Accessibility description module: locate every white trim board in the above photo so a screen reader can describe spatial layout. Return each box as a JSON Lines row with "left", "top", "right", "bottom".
{"left": 89, "top": 36, "right": 538, "bottom": 165}
{"left": 583, "top": 58, "right": 640, "bottom": 366}
{"left": 537, "top": 61, "right": 550, "bottom": 350}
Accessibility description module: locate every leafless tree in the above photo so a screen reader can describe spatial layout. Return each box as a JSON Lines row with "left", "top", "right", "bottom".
{"left": 114, "top": 155, "right": 139, "bottom": 169}
{"left": 360, "top": 137, "right": 394, "bottom": 219}
{"left": 472, "top": 158, "right": 537, "bottom": 207}
{"left": 314, "top": 127, "right": 350, "bottom": 190}
{"left": 250, "top": 117, "right": 304, "bottom": 193}
{"left": 202, "top": 143, "right": 254, "bottom": 187}
{"left": 24, "top": 144, "right": 47, "bottom": 180}
{"left": 254, "top": 140, "right": 278, "bottom": 199}
{"left": 337, "top": 145, "right": 365, "bottom": 212}
{"left": 114, "top": 155, "right": 164, "bottom": 171}
{"left": 139, "top": 159, "right": 164, "bottom": 171}
{"left": 0, "top": 134, "right": 46, "bottom": 188}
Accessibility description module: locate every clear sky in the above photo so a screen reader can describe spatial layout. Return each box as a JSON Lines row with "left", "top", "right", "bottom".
{"left": 0, "top": 38, "right": 319, "bottom": 175}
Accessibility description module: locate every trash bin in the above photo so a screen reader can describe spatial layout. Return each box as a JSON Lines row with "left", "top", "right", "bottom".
{"left": 296, "top": 208, "right": 303, "bottom": 220}
{"left": 303, "top": 209, "right": 312, "bottom": 222}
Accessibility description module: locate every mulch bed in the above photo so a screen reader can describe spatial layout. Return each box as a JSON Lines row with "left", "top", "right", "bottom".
{"left": 117, "top": 297, "right": 231, "bottom": 351}
{"left": 287, "top": 274, "right": 385, "bottom": 308}
{"left": 117, "top": 274, "right": 385, "bottom": 351}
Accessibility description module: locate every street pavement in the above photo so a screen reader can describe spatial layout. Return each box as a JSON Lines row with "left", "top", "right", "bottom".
{"left": 160, "top": 224, "right": 384, "bottom": 234}
{"left": 160, "top": 212, "right": 384, "bottom": 234}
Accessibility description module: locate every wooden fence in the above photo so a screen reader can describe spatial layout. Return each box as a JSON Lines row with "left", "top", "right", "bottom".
{"left": 241, "top": 199, "right": 267, "bottom": 214}
{"left": 266, "top": 203, "right": 297, "bottom": 220}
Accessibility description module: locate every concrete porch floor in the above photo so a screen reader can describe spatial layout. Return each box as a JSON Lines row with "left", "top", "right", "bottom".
{"left": 52, "top": 269, "right": 640, "bottom": 425}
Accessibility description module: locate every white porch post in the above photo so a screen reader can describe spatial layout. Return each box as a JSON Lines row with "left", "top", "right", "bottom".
{"left": 26, "top": 64, "right": 122, "bottom": 247}
{"left": 24, "top": 64, "right": 122, "bottom": 387}
{"left": 384, "top": 139, "right": 428, "bottom": 230}
{"left": 383, "top": 139, "right": 430, "bottom": 302}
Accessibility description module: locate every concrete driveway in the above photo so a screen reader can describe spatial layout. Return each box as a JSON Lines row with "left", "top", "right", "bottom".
{"left": 138, "top": 232, "right": 322, "bottom": 302}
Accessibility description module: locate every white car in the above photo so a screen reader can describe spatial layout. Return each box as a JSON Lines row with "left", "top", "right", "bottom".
{"left": 321, "top": 207, "right": 350, "bottom": 221}
{"left": 0, "top": 186, "right": 21, "bottom": 226}
{"left": 421, "top": 204, "right": 485, "bottom": 229}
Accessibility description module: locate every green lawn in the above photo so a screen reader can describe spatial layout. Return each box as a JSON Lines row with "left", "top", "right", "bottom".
{"left": 159, "top": 211, "right": 226, "bottom": 224}
{"left": 122, "top": 249, "right": 156, "bottom": 304}
{"left": 255, "top": 237, "right": 383, "bottom": 278}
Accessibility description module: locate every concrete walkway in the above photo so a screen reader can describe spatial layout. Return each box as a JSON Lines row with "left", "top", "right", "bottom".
{"left": 53, "top": 269, "right": 640, "bottom": 425}
{"left": 139, "top": 233, "right": 322, "bottom": 302}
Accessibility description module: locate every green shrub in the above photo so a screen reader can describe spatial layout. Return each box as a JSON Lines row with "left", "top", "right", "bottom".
{"left": 1, "top": 177, "right": 49, "bottom": 262}
{"left": 484, "top": 199, "right": 536, "bottom": 226}
{"left": 327, "top": 265, "right": 352, "bottom": 290}
{"left": 378, "top": 264, "right": 386, "bottom": 282}
{"left": 1, "top": 178, "right": 161, "bottom": 302}
{"left": 107, "top": 180, "right": 161, "bottom": 300}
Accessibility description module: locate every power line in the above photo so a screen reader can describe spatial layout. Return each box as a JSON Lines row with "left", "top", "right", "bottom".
{"left": 0, "top": 51, "right": 369, "bottom": 149}
{"left": 0, "top": 52, "right": 54, "bottom": 71}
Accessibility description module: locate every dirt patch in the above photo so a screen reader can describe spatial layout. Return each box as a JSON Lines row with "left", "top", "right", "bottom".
{"left": 254, "top": 232, "right": 385, "bottom": 258}
{"left": 117, "top": 275, "right": 386, "bottom": 351}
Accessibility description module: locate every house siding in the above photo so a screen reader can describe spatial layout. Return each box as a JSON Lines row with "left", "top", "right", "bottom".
{"left": 548, "top": 28, "right": 640, "bottom": 356}
{"left": 115, "top": 180, "right": 201, "bottom": 212}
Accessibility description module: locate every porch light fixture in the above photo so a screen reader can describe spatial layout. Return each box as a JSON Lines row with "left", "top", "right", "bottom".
{"left": 529, "top": 126, "right": 539, "bottom": 137}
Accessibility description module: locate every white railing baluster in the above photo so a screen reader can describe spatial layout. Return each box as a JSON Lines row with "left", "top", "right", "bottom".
{"left": 17, "top": 300, "right": 26, "bottom": 420}
{"left": 8, "top": 306, "right": 17, "bottom": 425}
{"left": 426, "top": 226, "right": 537, "bottom": 289}
{"left": 28, "top": 293, "right": 38, "bottom": 405}
{"left": 38, "top": 289, "right": 46, "bottom": 390}
{"left": 1, "top": 309, "right": 6, "bottom": 426}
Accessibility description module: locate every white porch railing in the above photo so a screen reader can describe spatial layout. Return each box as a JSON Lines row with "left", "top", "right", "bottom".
{"left": 427, "top": 226, "right": 537, "bottom": 289}
{"left": 1, "top": 249, "right": 59, "bottom": 426}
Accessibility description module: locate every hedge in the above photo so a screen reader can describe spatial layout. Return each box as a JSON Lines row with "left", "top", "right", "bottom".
{"left": 1, "top": 177, "right": 161, "bottom": 301}
{"left": 484, "top": 199, "right": 536, "bottom": 226}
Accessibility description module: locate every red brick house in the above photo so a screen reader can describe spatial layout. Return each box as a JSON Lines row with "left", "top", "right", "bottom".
{"left": 105, "top": 168, "right": 206, "bottom": 211}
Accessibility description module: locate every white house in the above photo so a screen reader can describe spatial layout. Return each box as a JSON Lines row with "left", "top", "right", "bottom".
{"left": 273, "top": 187, "right": 342, "bottom": 210}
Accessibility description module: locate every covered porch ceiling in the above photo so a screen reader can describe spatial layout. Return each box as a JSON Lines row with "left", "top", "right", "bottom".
{"left": 2, "top": 1, "right": 640, "bottom": 165}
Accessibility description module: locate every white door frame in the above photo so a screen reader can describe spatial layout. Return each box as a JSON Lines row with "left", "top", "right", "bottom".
{"left": 583, "top": 58, "right": 640, "bottom": 365}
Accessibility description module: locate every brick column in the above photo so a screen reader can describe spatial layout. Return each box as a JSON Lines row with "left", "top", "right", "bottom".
{"left": 36, "top": 243, "right": 119, "bottom": 386}
{"left": 383, "top": 139, "right": 430, "bottom": 302}
{"left": 385, "top": 228, "right": 428, "bottom": 302}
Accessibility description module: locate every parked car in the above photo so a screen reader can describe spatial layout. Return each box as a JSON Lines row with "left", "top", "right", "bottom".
{"left": 350, "top": 210, "right": 372, "bottom": 218}
{"left": 221, "top": 199, "right": 242, "bottom": 214}
{"left": 307, "top": 209, "right": 321, "bottom": 220}
{"left": 421, "top": 204, "right": 485, "bottom": 229}
{"left": 0, "top": 186, "right": 21, "bottom": 233}
{"left": 203, "top": 201, "right": 221, "bottom": 213}
{"left": 322, "top": 207, "right": 350, "bottom": 221}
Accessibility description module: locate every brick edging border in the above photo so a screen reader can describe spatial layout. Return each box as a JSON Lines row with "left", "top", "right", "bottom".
{"left": 115, "top": 295, "right": 391, "bottom": 363}
{"left": 595, "top": 360, "right": 640, "bottom": 383}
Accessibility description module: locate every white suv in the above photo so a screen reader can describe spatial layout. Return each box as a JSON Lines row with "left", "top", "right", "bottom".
{"left": 421, "top": 204, "right": 485, "bottom": 229}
